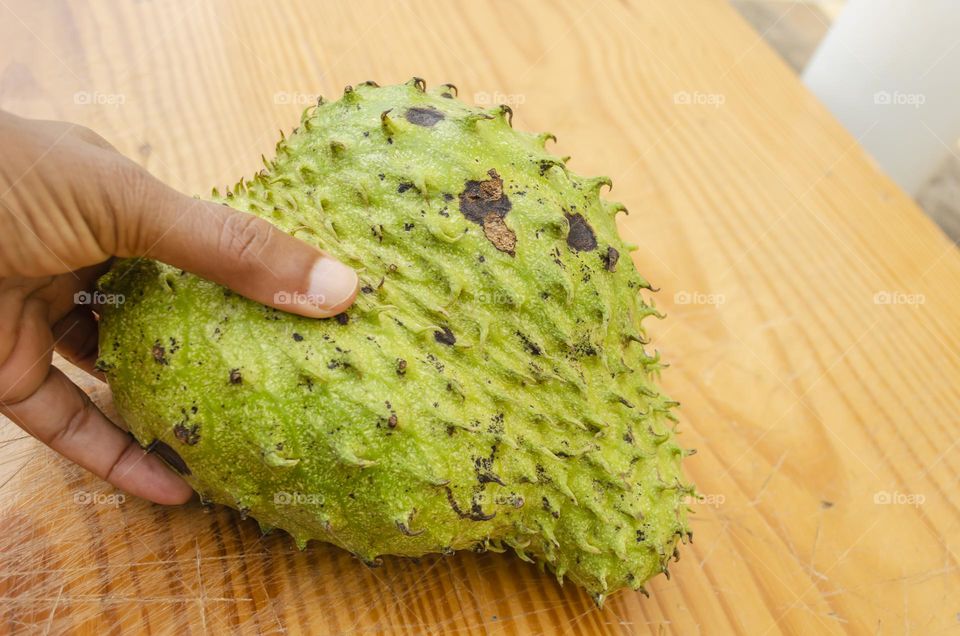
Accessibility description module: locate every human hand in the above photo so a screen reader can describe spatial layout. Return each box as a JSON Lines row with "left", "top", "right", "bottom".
{"left": 0, "top": 110, "right": 358, "bottom": 505}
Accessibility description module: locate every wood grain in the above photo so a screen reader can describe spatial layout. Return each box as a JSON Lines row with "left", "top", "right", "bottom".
{"left": 2, "top": 0, "right": 959, "bottom": 633}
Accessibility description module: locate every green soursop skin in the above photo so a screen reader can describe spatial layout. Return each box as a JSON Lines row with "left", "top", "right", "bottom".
{"left": 97, "top": 79, "right": 693, "bottom": 603}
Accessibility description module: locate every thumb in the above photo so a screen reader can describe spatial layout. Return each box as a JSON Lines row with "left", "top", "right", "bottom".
{"left": 119, "top": 174, "right": 358, "bottom": 319}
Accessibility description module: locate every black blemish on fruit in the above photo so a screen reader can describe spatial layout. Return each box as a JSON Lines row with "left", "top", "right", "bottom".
{"left": 443, "top": 487, "right": 496, "bottom": 521}
{"left": 292, "top": 333, "right": 304, "bottom": 342}
{"left": 151, "top": 342, "right": 168, "bottom": 365}
{"left": 603, "top": 246, "right": 620, "bottom": 272}
{"left": 542, "top": 496, "right": 560, "bottom": 519}
{"left": 442, "top": 193, "right": 454, "bottom": 202}
{"left": 361, "top": 285, "right": 374, "bottom": 294}
{"left": 618, "top": 396, "right": 634, "bottom": 408}
{"left": 229, "top": 369, "right": 243, "bottom": 385}
{"left": 538, "top": 160, "right": 556, "bottom": 176}
{"left": 147, "top": 439, "right": 190, "bottom": 475}
{"left": 405, "top": 106, "right": 444, "bottom": 127}
{"left": 173, "top": 422, "right": 200, "bottom": 445}
{"left": 335, "top": 313, "right": 350, "bottom": 325}
{"left": 516, "top": 331, "right": 542, "bottom": 356}
{"left": 426, "top": 353, "right": 444, "bottom": 372}
{"left": 388, "top": 414, "right": 398, "bottom": 428}
{"left": 434, "top": 326, "right": 456, "bottom": 346}
{"left": 396, "top": 358, "right": 407, "bottom": 375}
{"left": 564, "top": 212, "right": 597, "bottom": 252}
{"left": 636, "top": 529, "right": 646, "bottom": 542}
{"left": 458, "top": 169, "right": 512, "bottom": 225}
{"left": 403, "top": 222, "right": 415, "bottom": 231}
{"left": 474, "top": 450, "right": 504, "bottom": 486}
{"left": 397, "top": 182, "right": 415, "bottom": 194}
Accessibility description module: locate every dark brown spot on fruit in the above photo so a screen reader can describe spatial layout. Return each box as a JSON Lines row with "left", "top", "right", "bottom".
{"left": 603, "top": 246, "right": 620, "bottom": 271}
{"left": 405, "top": 106, "right": 444, "bottom": 127}
{"left": 229, "top": 369, "right": 243, "bottom": 384}
{"left": 433, "top": 327, "right": 457, "bottom": 347}
{"left": 387, "top": 414, "right": 398, "bottom": 428}
{"left": 151, "top": 342, "right": 168, "bottom": 365}
{"left": 444, "top": 487, "right": 496, "bottom": 521}
{"left": 458, "top": 169, "right": 511, "bottom": 225}
{"left": 482, "top": 212, "right": 516, "bottom": 255}
{"left": 147, "top": 439, "right": 190, "bottom": 475}
{"left": 396, "top": 358, "right": 407, "bottom": 375}
{"left": 335, "top": 313, "right": 349, "bottom": 325}
{"left": 516, "top": 331, "right": 542, "bottom": 356}
{"left": 292, "top": 333, "right": 304, "bottom": 342}
{"left": 173, "top": 422, "right": 200, "bottom": 445}
{"left": 564, "top": 212, "right": 597, "bottom": 252}
{"left": 434, "top": 326, "right": 456, "bottom": 346}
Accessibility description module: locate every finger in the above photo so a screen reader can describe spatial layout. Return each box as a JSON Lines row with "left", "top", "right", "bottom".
{"left": 0, "top": 366, "right": 193, "bottom": 505}
{"left": 0, "top": 297, "right": 53, "bottom": 406}
{"left": 52, "top": 304, "right": 103, "bottom": 379}
{"left": 118, "top": 175, "right": 358, "bottom": 318}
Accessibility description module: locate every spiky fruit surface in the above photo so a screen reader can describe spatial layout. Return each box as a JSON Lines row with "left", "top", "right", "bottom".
{"left": 97, "top": 79, "right": 693, "bottom": 602}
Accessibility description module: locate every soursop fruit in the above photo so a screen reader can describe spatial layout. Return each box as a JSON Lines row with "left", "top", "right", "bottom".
{"left": 97, "top": 78, "right": 693, "bottom": 603}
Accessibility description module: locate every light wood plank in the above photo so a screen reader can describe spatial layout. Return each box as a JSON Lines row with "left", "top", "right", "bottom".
{"left": 1, "top": 1, "right": 958, "bottom": 633}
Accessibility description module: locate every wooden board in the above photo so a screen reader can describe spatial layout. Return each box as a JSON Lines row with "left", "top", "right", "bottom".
{"left": 2, "top": 1, "right": 959, "bottom": 633}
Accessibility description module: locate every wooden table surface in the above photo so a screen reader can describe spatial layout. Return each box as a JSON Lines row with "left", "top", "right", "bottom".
{"left": 2, "top": 1, "right": 959, "bottom": 634}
